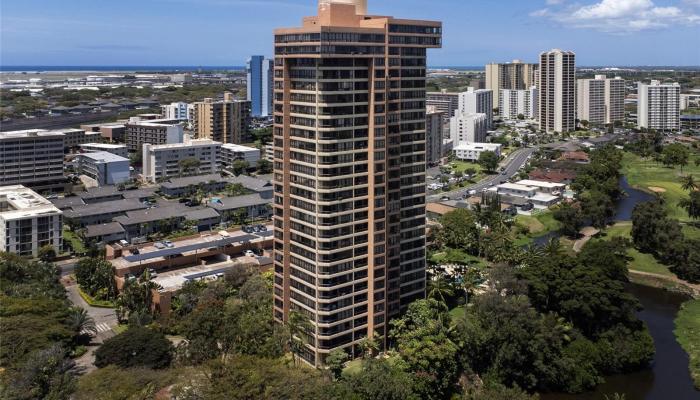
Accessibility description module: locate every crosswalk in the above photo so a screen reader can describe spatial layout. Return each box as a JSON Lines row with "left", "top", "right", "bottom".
{"left": 82, "top": 323, "right": 112, "bottom": 335}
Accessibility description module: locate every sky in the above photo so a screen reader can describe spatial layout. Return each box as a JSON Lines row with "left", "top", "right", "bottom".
{"left": 1, "top": 0, "right": 699, "bottom": 67}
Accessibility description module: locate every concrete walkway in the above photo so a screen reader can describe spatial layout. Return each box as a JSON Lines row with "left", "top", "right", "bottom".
{"left": 572, "top": 227, "right": 601, "bottom": 252}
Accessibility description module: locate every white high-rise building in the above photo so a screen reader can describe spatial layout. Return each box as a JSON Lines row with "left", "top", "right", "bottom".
{"left": 0, "top": 185, "right": 62, "bottom": 257}
{"left": 538, "top": 49, "right": 576, "bottom": 133}
{"left": 142, "top": 135, "right": 222, "bottom": 183}
{"left": 637, "top": 80, "right": 681, "bottom": 131}
{"left": 161, "top": 102, "right": 190, "bottom": 121}
{"left": 500, "top": 87, "right": 538, "bottom": 120}
{"left": 458, "top": 88, "right": 493, "bottom": 129}
{"left": 450, "top": 111, "right": 488, "bottom": 145}
{"left": 577, "top": 75, "right": 625, "bottom": 125}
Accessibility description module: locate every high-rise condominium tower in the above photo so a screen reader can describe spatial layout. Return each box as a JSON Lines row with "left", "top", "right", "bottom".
{"left": 247, "top": 56, "right": 274, "bottom": 117}
{"left": 637, "top": 80, "right": 680, "bottom": 131}
{"left": 538, "top": 49, "right": 576, "bottom": 133}
{"left": 192, "top": 92, "right": 251, "bottom": 144}
{"left": 272, "top": 0, "right": 441, "bottom": 366}
{"left": 577, "top": 75, "right": 625, "bottom": 126}
{"left": 486, "top": 60, "right": 537, "bottom": 110}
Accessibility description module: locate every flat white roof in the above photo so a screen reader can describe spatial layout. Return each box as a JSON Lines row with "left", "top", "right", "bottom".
{"left": 530, "top": 193, "right": 560, "bottom": 202}
{"left": 221, "top": 143, "right": 259, "bottom": 152}
{"left": 516, "top": 179, "right": 566, "bottom": 189}
{"left": 148, "top": 139, "right": 221, "bottom": 150}
{"left": 454, "top": 142, "right": 502, "bottom": 151}
{"left": 81, "top": 143, "right": 127, "bottom": 149}
{"left": 0, "top": 185, "right": 62, "bottom": 220}
{"left": 79, "top": 151, "right": 129, "bottom": 163}
{"left": 498, "top": 183, "right": 537, "bottom": 191}
{"left": 0, "top": 129, "right": 65, "bottom": 139}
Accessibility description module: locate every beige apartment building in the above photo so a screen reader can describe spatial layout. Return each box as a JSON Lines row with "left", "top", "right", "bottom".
{"left": 577, "top": 75, "right": 625, "bottom": 126}
{"left": 192, "top": 93, "right": 251, "bottom": 144}
{"left": 272, "top": 0, "right": 441, "bottom": 366}
{"left": 486, "top": 60, "right": 537, "bottom": 110}
{"left": 538, "top": 49, "right": 576, "bottom": 133}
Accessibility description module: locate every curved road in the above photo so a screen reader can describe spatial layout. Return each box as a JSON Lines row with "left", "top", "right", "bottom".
{"left": 427, "top": 147, "right": 536, "bottom": 202}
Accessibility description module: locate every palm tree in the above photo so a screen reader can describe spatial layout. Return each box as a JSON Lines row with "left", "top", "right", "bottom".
{"left": 67, "top": 307, "right": 96, "bottom": 338}
{"left": 286, "top": 311, "right": 312, "bottom": 366}
{"left": 680, "top": 174, "right": 698, "bottom": 192}
{"left": 358, "top": 332, "right": 381, "bottom": 359}
{"left": 428, "top": 274, "right": 454, "bottom": 305}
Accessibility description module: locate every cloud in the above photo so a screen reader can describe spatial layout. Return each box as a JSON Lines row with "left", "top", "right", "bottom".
{"left": 531, "top": 0, "right": 700, "bottom": 33}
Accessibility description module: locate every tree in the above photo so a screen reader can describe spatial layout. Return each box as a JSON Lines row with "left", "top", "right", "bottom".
{"left": 517, "top": 113, "right": 525, "bottom": 120}
{"left": 358, "top": 331, "right": 381, "bottom": 359}
{"left": 662, "top": 143, "right": 689, "bottom": 172}
{"left": 94, "top": 327, "right": 173, "bottom": 369}
{"left": 67, "top": 307, "right": 97, "bottom": 339}
{"left": 427, "top": 274, "right": 455, "bottom": 305}
{"left": 74, "top": 366, "right": 175, "bottom": 400}
{"left": 286, "top": 310, "right": 312, "bottom": 366}
{"left": 326, "top": 348, "right": 349, "bottom": 380}
{"left": 8, "top": 344, "right": 76, "bottom": 400}
{"left": 553, "top": 202, "right": 584, "bottom": 237}
{"left": 390, "top": 299, "right": 459, "bottom": 399}
{"left": 225, "top": 183, "right": 248, "bottom": 197}
{"left": 464, "top": 167, "right": 477, "bottom": 178}
{"left": 115, "top": 270, "right": 161, "bottom": 324}
{"left": 478, "top": 151, "right": 499, "bottom": 173}
{"left": 232, "top": 207, "right": 248, "bottom": 226}
{"left": 178, "top": 158, "right": 201, "bottom": 177}
{"left": 680, "top": 174, "right": 698, "bottom": 192}
{"left": 75, "top": 258, "right": 117, "bottom": 301}
{"left": 256, "top": 158, "right": 273, "bottom": 174}
{"left": 231, "top": 159, "right": 250, "bottom": 176}
{"left": 343, "top": 358, "right": 419, "bottom": 400}
{"left": 679, "top": 191, "right": 700, "bottom": 220}
{"left": 436, "top": 209, "right": 480, "bottom": 255}
{"left": 38, "top": 244, "right": 57, "bottom": 262}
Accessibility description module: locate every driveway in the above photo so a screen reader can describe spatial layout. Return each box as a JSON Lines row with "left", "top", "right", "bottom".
{"left": 62, "top": 276, "right": 118, "bottom": 338}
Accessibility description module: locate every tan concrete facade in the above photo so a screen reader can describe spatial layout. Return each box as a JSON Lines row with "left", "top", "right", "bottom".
{"left": 272, "top": 0, "right": 441, "bottom": 366}
{"left": 192, "top": 93, "right": 251, "bottom": 144}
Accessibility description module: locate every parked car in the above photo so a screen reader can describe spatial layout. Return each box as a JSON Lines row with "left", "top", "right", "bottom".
{"left": 258, "top": 225, "right": 268, "bottom": 232}
{"left": 163, "top": 240, "right": 174, "bottom": 248}
{"left": 154, "top": 242, "right": 166, "bottom": 249}
{"left": 245, "top": 250, "right": 256, "bottom": 257}
{"left": 441, "top": 196, "right": 450, "bottom": 201}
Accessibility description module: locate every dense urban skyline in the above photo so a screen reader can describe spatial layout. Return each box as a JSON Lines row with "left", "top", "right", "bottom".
{"left": 1, "top": 0, "right": 699, "bottom": 66}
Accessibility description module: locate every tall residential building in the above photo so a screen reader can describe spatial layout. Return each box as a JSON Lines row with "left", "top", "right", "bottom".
{"left": 124, "top": 118, "right": 184, "bottom": 153}
{"left": 458, "top": 88, "right": 493, "bottom": 129}
{"left": 0, "top": 130, "right": 66, "bottom": 192}
{"left": 0, "top": 185, "right": 62, "bottom": 257}
{"left": 486, "top": 60, "right": 537, "bottom": 110}
{"left": 161, "top": 102, "right": 191, "bottom": 121}
{"left": 450, "top": 111, "right": 488, "bottom": 144}
{"left": 272, "top": 0, "right": 441, "bottom": 366}
{"left": 538, "top": 49, "right": 576, "bottom": 133}
{"left": 577, "top": 75, "right": 625, "bottom": 125}
{"left": 426, "top": 90, "right": 459, "bottom": 128}
{"left": 192, "top": 93, "right": 251, "bottom": 144}
{"left": 247, "top": 56, "right": 274, "bottom": 117}
{"left": 500, "top": 87, "right": 538, "bottom": 120}
{"left": 426, "top": 107, "right": 444, "bottom": 165}
{"left": 637, "top": 80, "right": 681, "bottom": 131}
{"left": 142, "top": 135, "right": 222, "bottom": 183}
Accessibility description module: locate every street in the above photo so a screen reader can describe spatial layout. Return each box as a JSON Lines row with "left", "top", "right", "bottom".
{"left": 427, "top": 147, "right": 536, "bottom": 202}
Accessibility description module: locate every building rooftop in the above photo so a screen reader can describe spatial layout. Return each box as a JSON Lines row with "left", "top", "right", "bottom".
{"left": 454, "top": 142, "right": 502, "bottom": 151}
{"left": 184, "top": 207, "right": 221, "bottom": 221}
{"left": 80, "top": 143, "right": 127, "bottom": 150}
{"left": 146, "top": 138, "right": 220, "bottom": 150}
{"left": 497, "top": 182, "right": 537, "bottom": 192}
{"left": 79, "top": 151, "right": 129, "bottom": 163}
{"left": 208, "top": 194, "right": 271, "bottom": 211}
{"left": 0, "top": 185, "right": 62, "bottom": 220}
{"left": 50, "top": 196, "right": 86, "bottom": 210}
{"left": 221, "top": 143, "right": 259, "bottom": 152}
{"left": 63, "top": 199, "right": 148, "bottom": 219}
{"left": 0, "top": 129, "right": 65, "bottom": 140}
{"left": 226, "top": 175, "right": 272, "bottom": 193}
{"left": 160, "top": 174, "right": 224, "bottom": 189}
{"left": 515, "top": 180, "right": 566, "bottom": 189}
{"left": 85, "top": 222, "right": 125, "bottom": 238}
{"left": 114, "top": 206, "right": 188, "bottom": 226}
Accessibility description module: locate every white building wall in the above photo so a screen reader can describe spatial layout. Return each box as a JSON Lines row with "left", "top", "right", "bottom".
{"left": 458, "top": 88, "right": 493, "bottom": 128}
{"left": 450, "top": 112, "right": 488, "bottom": 145}
{"left": 637, "top": 80, "right": 681, "bottom": 131}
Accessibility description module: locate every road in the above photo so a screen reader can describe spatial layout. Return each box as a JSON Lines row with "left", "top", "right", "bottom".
{"left": 427, "top": 147, "right": 536, "bottom": 202}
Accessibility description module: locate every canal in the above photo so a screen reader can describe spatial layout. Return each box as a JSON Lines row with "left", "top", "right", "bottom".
{"left": 538, "top": 177, "right": 699, "bottom": 399}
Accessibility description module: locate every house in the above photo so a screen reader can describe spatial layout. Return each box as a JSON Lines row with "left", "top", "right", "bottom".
{"left": 559, "top": 151, "right": 590, "bottom": 164}
{"left": 208, "top": 194, "right": 272, "bottom": 222}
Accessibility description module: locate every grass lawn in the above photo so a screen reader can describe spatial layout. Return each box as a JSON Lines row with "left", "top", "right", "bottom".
{"left": 513, "top": 212, "right": 562, "bottom": 246}
{"left": 429, "top": 248, "right": 486, "bottom": 268}
{"left": 675, "top": 299, "right": 700, "bottom": 389}
{"left": 596, "top": 223, "right": 674, "bottom": 277}
{"left": 622, "top": 152, "right": 700, "bottom": 222}
{"left": 449, "top": 305, "right": 468, "bottom": 321}
{"left": 62, "top": 228, "right": 86, "bottom": 254}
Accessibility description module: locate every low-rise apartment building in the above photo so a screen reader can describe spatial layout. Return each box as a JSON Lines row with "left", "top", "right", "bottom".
{"left": 453, "top": 142, "right": 502, "bottom": 161}
{"left": 142, "top": 135, "right": 222, "bottom": 183}
{"left": 79, "top": 143, "right": 129, "bottom": 158}
{"left": 221, "top": 143, "right": 260, "bottom": 169}
{"left": 0, "top": 185, "right": 63, "bottom": 257}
